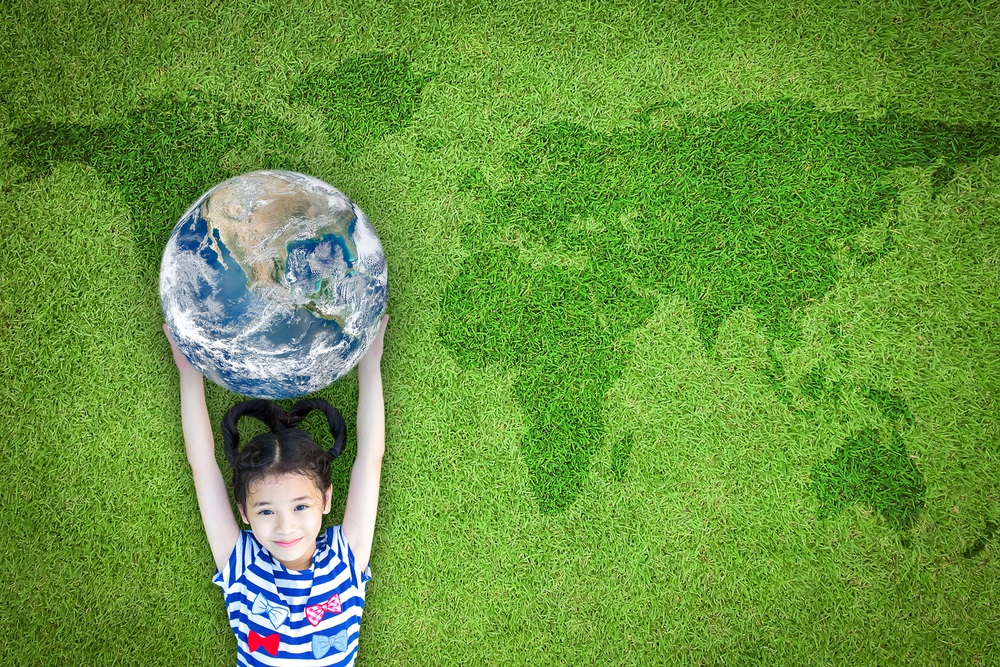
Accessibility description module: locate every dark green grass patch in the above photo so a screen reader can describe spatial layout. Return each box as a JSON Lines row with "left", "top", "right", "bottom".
{"left": 4, "top": 52, "right": 428, "bottom": 264}
{"left": 811, "top": 426, "right": 925, "bottom": 532}
{"left": 440, "top": 99, "right": 1000, "bottom": 512}
{"left": 865, "top": 386, "right": 914, "bottom": 426}
{"left": 288, "top": 53, "right": 433, "bottom": 159}
{"left": 963, "top": 518, "right": 998, "bottom": 559}
{"left": 808, "top": 386, "right": 926, "bottom": 534}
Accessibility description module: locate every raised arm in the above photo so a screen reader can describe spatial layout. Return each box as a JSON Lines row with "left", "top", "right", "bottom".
{"left": 165, "top": 325, "right": 240, "bottom": 572}
{"left": 342, "top": 315, "right": 388, "bottom": 573}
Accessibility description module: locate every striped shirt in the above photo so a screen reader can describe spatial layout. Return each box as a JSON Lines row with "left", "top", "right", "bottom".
{"left": 213, "top": 525, "right": 371, "bottom": 666}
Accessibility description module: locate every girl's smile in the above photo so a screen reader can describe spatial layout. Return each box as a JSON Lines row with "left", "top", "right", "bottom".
{"left": 239, "top": 472, "right": 333, "bottom": 570}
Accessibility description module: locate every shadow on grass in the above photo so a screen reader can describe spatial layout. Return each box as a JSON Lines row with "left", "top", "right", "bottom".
{"left": 440, "top": 100, "right": 999, "bottom": 513}
{"left": 4, "top": 52, "right": 430, "bottom": 265}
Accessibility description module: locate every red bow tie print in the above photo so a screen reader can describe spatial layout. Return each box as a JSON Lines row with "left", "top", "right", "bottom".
{"left": 305, "top": 593, "right": 342, "bottom": 626}
{"left": 249, "top": 630, "right": 280, "bottom": 656}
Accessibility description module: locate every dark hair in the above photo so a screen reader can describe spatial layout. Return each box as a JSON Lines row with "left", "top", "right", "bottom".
{"left": 221, "top": 398, "right": 347, "bottom": 512}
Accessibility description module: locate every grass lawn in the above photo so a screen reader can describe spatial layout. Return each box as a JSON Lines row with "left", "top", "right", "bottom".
{"left": 1, "top": 1, "right": 999, "bottom": 664}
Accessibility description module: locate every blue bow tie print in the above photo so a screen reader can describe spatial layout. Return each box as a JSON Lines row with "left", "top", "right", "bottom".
{"left": 250, "top": 594, "right": 289, "bottom": 630}
{"left": 312, "top": 630, "right": 349, "bottom": 659}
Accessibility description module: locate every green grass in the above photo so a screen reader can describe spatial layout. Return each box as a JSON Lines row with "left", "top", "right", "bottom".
{"left": 2, "top": 0, "right": 999, "bottom": 664}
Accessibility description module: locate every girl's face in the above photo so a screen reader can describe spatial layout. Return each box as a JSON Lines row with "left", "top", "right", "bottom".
{"left": 239, "top": 472, "right": 332, "bottom": 571}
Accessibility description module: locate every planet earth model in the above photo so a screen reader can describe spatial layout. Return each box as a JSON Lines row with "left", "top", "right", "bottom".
{"left": 160, "top": 170, "right": 388, "bottom": 398}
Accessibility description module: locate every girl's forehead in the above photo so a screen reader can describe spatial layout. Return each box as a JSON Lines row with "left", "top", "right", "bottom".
{"left": 248, "top": 472, "right": 326, "bottom": 500}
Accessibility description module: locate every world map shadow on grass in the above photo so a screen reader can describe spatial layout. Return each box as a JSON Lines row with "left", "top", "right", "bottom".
{"left": 288, "top": 53, "right": 433, "bottom": 159}
{"left": 4, "top": 52, "right": 428, "bottom": 264}
{"left": 440, "top": 99, "right": 1000, "bottom": 513}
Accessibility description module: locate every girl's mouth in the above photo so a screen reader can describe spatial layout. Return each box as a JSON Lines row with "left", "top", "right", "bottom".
{"left": 274, "top": 538, "right": 302, "bottom": 548}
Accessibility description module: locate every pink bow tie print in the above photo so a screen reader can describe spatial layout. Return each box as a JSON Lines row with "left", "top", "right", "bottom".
{"left": 305, "top": 594, "right": 342, "bottom": 626}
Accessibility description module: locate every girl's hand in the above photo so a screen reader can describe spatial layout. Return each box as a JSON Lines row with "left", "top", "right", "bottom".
{"left": 359, "top": 314, "right": 388, "bottom": 371}
{"left": 163, "top": 323, "right": 200, "bottom": 377}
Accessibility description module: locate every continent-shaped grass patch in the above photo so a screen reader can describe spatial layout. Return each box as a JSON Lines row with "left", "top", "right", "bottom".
{"left": 441, "top": 100, "right": 999, "bottom": 512}
{"left": 811, "top": 427, "right": 926, "bottom": 531}
{"left": 5, "top": 52, "right": 428, "bottom": 263}
{"left": 288, "top": 53, "right": 432, "bottom": 158}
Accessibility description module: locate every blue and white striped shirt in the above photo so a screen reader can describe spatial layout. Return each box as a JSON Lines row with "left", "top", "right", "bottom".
{"left": 213, "top": 525, "right": 371, "bottom": 666}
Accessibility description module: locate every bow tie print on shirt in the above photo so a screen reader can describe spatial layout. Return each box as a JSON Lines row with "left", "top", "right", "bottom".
{"left": 312, "top": 630, "right": 349, "bottom": 659}
{"left": 249, "top": 630, "right": 280, "bottom": 656}
{"left": 305, "top": 593, "right": 342, "bottom": 626}
{"left": 251, "top": 594, "right": 289, "bottom": 630}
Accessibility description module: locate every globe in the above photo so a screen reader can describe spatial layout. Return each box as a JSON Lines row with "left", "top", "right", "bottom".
{"left": 160, "top": 170, "right": 388, "bottom": 398}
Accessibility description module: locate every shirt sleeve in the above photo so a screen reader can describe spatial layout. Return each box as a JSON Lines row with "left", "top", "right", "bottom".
{"left": 212, "top": 530, "right": 259, "bottom": 592}
{"left": 329, "top": 524, "right": 372, "bottom": 588}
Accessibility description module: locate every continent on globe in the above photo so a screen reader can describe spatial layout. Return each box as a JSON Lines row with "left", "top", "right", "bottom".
{"left": 441, "top": 99, "right": 1000, "bottom": 513}
{"left": 161, "top": 170, "right": 388, "bottom": 399}
{"left": 201, "top": 175, "right": 362, "bottom": 317}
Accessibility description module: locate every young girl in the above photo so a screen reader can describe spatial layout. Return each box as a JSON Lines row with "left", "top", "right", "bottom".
{"left": 165, "top": 316, "right": 388, "bottom": 666}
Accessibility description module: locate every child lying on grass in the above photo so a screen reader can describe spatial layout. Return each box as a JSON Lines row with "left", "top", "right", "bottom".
{"left": 165, "top": 315, "right": 388, "bottom": 666}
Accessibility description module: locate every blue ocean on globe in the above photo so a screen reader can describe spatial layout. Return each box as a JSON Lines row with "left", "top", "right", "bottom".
{"left": 160, "top": 170, "right": 388, "bottom": 398}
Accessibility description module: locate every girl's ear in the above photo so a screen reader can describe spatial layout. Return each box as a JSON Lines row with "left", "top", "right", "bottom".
{"left": 323, "top": 486, "right": 333, "bottom": 514}
{"left": 238, "top": 504, "right": 249, "bottom": 525}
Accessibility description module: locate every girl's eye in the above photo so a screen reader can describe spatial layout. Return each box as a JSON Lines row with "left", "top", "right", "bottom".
{"left": 295, "top": 504, "right": 308, "bottom": 511}
{"left": 259, "top": 509, "right": 273, "bottom": 516}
